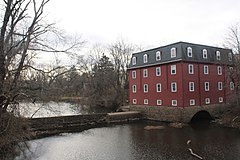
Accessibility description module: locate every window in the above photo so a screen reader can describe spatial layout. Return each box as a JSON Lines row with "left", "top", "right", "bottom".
{"left": 156, "top": 51, "right": 161, "bottom": 61}
{"left": 204, "top": 82, "right": 209, "bottom": 91}
{"left": 171, "top": 48, "right": 176, "bottom": 58}
{"left": 143, "top": 69, "right": 148, "bottom": 78}
{"left": 219, "top": 97, "right": 223, "bottom": 103}
{"left": 156, "top": 67, "right": 161, "bottom": 76}
{"left": 217, "top": 66, "right": 222, "bottom": 75}
{"left": 157, "top": 99, "right": 162, "bottom": 105}
{"left": 144, "top": 84, "right": 148, "bottom": 93}
{"left": 143, "top": 54, "right": 148, "bottom": 63}
{"left": 190, "top": 99, "right": 195, "bottom": 106}
{"left": 144, "top": 99, "right": 148, "bottom": 105}
{"left": 189, "top": 82, "right": 194, "bottom": 92}
{"left": 132, "top": 57, "right": 136, "bottom": 65}
{"left": 132, "top": 85, "right": 137, "bottom": 93}
{"left": 133, "top": 99, "right": 137, "bottom": 104}
{"left": 187, "top": 47, "right": 192, "bottom": 57}
{"left": 171, "top": 82, "right": 177, "bottom": 92}
{"left": 204, "top": 65, "right": 209, "bottom": 75}
{"left": 188, "top": 64, "right": 194, "bottom": 74}
{"left": 132, "top": 71, "right": 136, "bottom": 79}
{"left": 171, "top": 65, "right": 176, "bottom": 75}
{"left": 205, "top": 98, "right": 210, "bottom": 104}
{"left": 156, "top": 83, "right": 161, "bottom": 92}
{"left": 229, "top": 67, "right": 233, "bottom": 72}
{"left": 228, "top": 53, "right": 233, "bottom": 61}
{"left": 216, "top": 51, "right": 221, "bottom": 60}
{"left": 218, "top": 82, "right": 223, "bottom": 91}
{"left": 172, "top": 100, "right": 177, "bottom": 106}
{"left": 230, "top": 82, "right": 234, "bottom": 90}
{"left": 203, "top": 49, "right": 207, "bottom": 59}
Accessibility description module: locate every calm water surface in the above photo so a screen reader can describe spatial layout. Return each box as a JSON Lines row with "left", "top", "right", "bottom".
{"left": 20, "top": 121, "right": 240, "bottom": 160}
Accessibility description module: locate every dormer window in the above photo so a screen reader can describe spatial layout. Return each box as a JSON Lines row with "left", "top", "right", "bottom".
{"left": 171, "top": 48, "right": 176, "bottom": 58}
{"left": 156, "top": 51, "right": 161, "bottom": 61}
{"left": 228, "top": 53, "right": 233, "bottom": 61}
{"left": 143, "top": 54, "right": 148, "bottom": 63}
{"left": 187, "top": 47, "right": 192, "bottom": 57}
{"left": 203, "top": 49, "right": 207, "bottom": 59}
{"left": 216, "top": 51, "right": 221, "bottom": 60}
{"left": 132, "top": 57, "right": 136, "bottom": 65}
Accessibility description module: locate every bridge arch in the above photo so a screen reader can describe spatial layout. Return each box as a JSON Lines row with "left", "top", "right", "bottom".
{"left": 190, "top": 110, "right": 213, "bottom": 123}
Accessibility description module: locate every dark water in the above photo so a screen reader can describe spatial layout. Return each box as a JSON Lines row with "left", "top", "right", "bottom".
{"left": 19, "top": 121, "right": 240, "bottom": 160}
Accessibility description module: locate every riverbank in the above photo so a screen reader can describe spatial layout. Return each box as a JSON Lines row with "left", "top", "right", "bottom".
{"left": 216, "top": 106, "right": 240, "bottom": 129}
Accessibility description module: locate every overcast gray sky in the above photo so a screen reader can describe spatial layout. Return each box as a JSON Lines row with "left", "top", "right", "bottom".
{"left": 45, "top": 0, "right": 240, "bottom": 49}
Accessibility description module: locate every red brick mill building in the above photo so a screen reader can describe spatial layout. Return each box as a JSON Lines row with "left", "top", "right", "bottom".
{"left": 128, "top": 42, "right": 237, "bottom": 107}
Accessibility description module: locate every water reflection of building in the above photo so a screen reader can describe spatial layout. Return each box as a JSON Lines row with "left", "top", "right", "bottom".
{"left": 128, "top": 42, "right": 237, "bottom": 107}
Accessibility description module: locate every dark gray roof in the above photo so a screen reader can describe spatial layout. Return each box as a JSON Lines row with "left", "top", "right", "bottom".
{"left": 129, "top": 41, "right": 233, "bottom": 69}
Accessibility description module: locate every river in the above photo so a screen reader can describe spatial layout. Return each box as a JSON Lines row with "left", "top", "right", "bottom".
{"left": 16, "top": 120, "right": 240, "bottom": 160}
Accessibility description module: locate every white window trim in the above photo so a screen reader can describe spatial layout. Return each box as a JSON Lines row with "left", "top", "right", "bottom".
{"left": 204, "top": 82, "right": 209, "bottom": 91}
{"left": 132, "top": 71, "right": 136, "bottom": 79}
{"left": 144, "top": 99, "right": 148, "bottom": 105}
{"left": 171, "top": 82, "right": 177, "bottom": 92}
{"left": 190, "top": 99, "right": 195, "bottom": 106}
{"left": 143, "top": 69, "right": 148, "bottom": 78}
{"left": 171, "top": 48, "right": 176, "bottom": 58}
{"left": 188, "top": 64, "right": 194, "bottom": 74}
{"left": 133, "top": 99, "right": 137, "bottom": 104}
{"left": 204, "top": 65, "right": 209, "bottom": 75}
{"left": 189, "top": 82, "right": 194, "bottom": 92}
{"left": 216, "top": 51, "right": 221, "bottom": 60}
{"left": 144, "top": 84, "right": 148, "bottom": 93}
{"left": 205, "top": 98, "right": 210, "bottom": 104}
{"left": 132, "top": 57, "right": 136, "bottom": 65}
{"left": 171, "top": 65, "right": 176, "bottom": 75}
{"left": 218, "top": 82, "right": 223, "bottom": 91}
{"left": 217, "top": 66, "right": 222, "bottom": 75}
{"left": 156, "top": 83, "right": 161, "bottom": 92}
{"left": 187, "top": 47, "right": 192, "bottom": 57}
{"left": 143, "top": 54, "right": 148, "bottom": 63}
{"left": 132, "top": 85, "right": 137, "bottom": 93}
{"left": 156, "top": 67, "right": 161, "bottom": 76}
{"left": 219, "top": 97, "right": 223, "bottom": 103}
{"left": 157, "top": 99, "right": 162, "bottom": 105}
{"left": 156, "top": 51, "right": 161, "bottom": 61}
{"left": 203, "top": 49, "right": 207, "bottom": 59}
{"left": 172, "top": 100, "right": 177, "bottom": 106}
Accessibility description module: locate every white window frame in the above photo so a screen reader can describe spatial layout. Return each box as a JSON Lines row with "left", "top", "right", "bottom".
{"left": 143, "top": 54, "right": 148, "bottom": 63}
{"left": 156, "top": 67, "right": 161, "bottom": 76}
{"left": 172, "top": 100, "right": 177, "bottom": 106}
{"left": 203, "top": 49, "right": 207, "bottom": 59}
{"left": 204, "top": 82, "right": 209, "bottom": 91}
{"left": 132, "top": 85, "right": 137, "bottom": 93}
{"left": 133, "top": 99, "right": 137, "bottom": 104}
{"left": 157, "top": 99, "right": 162, "bottom": 105}
{"left": 188, "top": 64, "right": 194, "bottom": 74}
{"left": 132, "top": 71, "right": 136, "bottom": 79}
{"left": 132, "top": 57, "right": 136, "bottom": 65}
{"left": 216, "top": 51, "right": 221, "bottom": 60}
{"left": 144, "top": 84, "right": 148, "bottom": 93}
{"left": 171, "top": 48, "right": 176, "bottom": 58}
{"left": 190, "top": 99, "right": 195, "bottom": 106}
{"left": 189, "top": 82, "right": 194, "bottom": 92}
{"left": 217, "top": 66, "right": 222, "bottom": 75}
{"left": 171, "top": 82, "right": 177, "bottom": 92}
{"left": 218, "top": 82, "right": 223, "bottom": 91}
{"left": 156, "top": 51, "right": 161, "bottom": 61}
{"left": 219, "top": 97, "right": 223, "bottom": 103}
{"left": 171, "top": 65, "right": 176, "bottom": 75}
{"left": 204, "top": 65, "right": 209, "bottom": 75}
{"left": 187, "top": 47, "right": 193, "bottom": 57}
{"left": 230, "top": 82, "right": 234, "bottom": 90}
{"left": 205, "top": 98, "right": 210, "bottom": 104}
{"left": 143, "top": 69, "right": 148, "bottom": 78}
{"left": 228, "top": 53, "right": 233, "bottom": 61}
{"left": 144, "top": 99, "right": 148, "bottom": 105}
{"left": 156, "top": 83, "right": 161, "bottom": 92}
